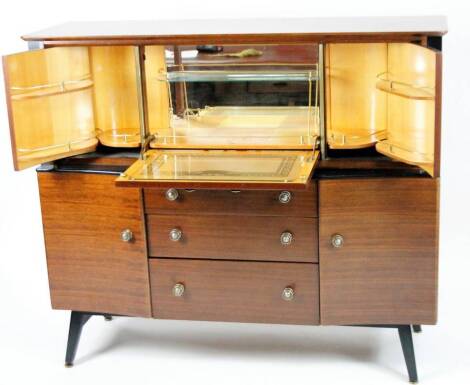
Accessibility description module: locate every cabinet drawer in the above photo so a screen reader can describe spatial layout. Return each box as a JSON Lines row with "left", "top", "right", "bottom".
{"left": 143, "top": 183, "right": 317, "bottom": 217}
{"left": 147, "top": 215, "right": 318, "bottom": 262}
{"left": 150, "top": 258, "right": 319, "bottom": 325}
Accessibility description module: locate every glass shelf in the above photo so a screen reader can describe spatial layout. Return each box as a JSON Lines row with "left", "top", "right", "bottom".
{"left": 16, "top": 137, "right": 98, "bottom": 169}
{"left": 376, "top": 140, "right": 433, "bottom": 175}
{"left": 98, "top": 129, "right": 141, "bottom": 148}
{"left": 10, "top": 76, "right": 93, "bottom": 100}
{"left": 328, "top": 129, "right": 387, "bottom": 149}
{"left": 376, "top": 72, "right": 435, "bottom": 100}
{"left": 159, "top": 69, "right": 319, "bottom": 83}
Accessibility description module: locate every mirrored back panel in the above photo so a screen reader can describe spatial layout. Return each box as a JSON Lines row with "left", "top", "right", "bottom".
{"left": 146, "top": 44, "right": 320, "bottom": 150}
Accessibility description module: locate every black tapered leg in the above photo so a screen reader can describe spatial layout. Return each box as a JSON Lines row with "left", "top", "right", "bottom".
{"left": 398, "top": 325, "right": 418, "bottom": 383}
{"left": 412, "top": 325, "right": 422, "bottom": 333}
{"left": 65, "top": 311, "right": 92, "bottom": 367}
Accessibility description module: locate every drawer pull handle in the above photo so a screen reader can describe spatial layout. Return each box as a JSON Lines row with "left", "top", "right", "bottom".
{"left": 282, "top": 287, "right": 295, "bottom": 301}
{"left": 172, "top": 283, "right": 185, "bottom": 297}
{"left": 169, "top": 228, "right": 183, "bottom": 242}
{"left": 120, "top": 229, "right": 134, "bottom": 242}
{"left": 279, "top": 191, "right": 292, "bottom": 204}
{"left": 331, "top": 234, "right": 344, "bottom": 248}
{"left": 165, "top": 188, "right": 179, "bottom": 201}
{"left": 280, "top": 231, "right": 293, "bottom": 246}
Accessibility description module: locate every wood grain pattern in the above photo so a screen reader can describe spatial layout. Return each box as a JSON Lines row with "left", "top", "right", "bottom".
{"left": 326, "top": 43, "right": 387, "bottom": 149}
{"left": 150, "top": 258, "right": 319, "bottom": 325}
{"left": 433, "top": 51, "right": 442, "bottom": 177}
{"left": 3, "top": 47, "right": 97, "bottom": 170}
{"left": 90, "top": 46, "right": 140, "bottom": 147}
{"left": 38, "top": 172, "right": 151, "bottom": 317}
{"left": 143, "top": 183, "right": 317, "bottom": 217}
{"left": 319, "top": 178, "right": 439, "bottom": 325}
{"left": 147, "top": 214, "right": 318, "bottom": 262}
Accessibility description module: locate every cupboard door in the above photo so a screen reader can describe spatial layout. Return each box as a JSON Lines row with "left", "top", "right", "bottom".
{"left": 38, "top": 172, "right": 151, "bottom": 317}
{"left": 319, "top": 178, "right": 438, "bottom": 325}
{"left": 3, "top": 47, "right": 97, "bottom": 170}
{"left": 375, "top": 43, "right": 440, "bottom": 176}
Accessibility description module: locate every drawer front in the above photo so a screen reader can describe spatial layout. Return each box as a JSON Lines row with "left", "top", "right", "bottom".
{"left": 150, "top": 258, "right": 319, "bottom": 325}
{"left": 143, "top": 183, "right": 317, "bottom": 217}
{"left": 147, "top": 215, "right": 318, "bottom": 262}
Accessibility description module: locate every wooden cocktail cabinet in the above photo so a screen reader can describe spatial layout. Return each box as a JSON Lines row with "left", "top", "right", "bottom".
{"left": 2, "top": 16, "right": 445, "bottom": 382}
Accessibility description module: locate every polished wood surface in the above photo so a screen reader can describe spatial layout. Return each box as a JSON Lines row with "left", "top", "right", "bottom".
{"left": 144, "top": 183, "right": 317, "bottom": 217}
{"left": 326, "top": 43, "right": 387, "bottom": 149}
{"left": 146, "top": 46, "right": 170, "bottom": 135}
{"left": 319, "top": 178, "right": 438, "bottom": 325}
{"left": 23, "top": 17, "right": 447, "bottom": 47}
{"left": 150, "top": 258, "right": 319, "bottom": 325}
{"left": 90, "top": 46, "right": 140, "bottom": 147}
{"left": 3, "top": 47, "right": 97, "bottom": 170}
{"left": 433, "top": 51, "right": 442, "bottom": 177}
{"left": 147, "top": 214, "right": 318, "bottom": 262}
{"left": 375, "top": 43, "right": 437, "bottom": 176}
{"left": 38, "top": 172, "right": 151, "bottom": 317}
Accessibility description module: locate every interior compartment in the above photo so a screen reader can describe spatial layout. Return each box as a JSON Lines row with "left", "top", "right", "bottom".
{"left": 148, "top": 44, "right": 319, "bottom": 150}
{"left": 326, "top": 42, "right": 437, "bottom": 176}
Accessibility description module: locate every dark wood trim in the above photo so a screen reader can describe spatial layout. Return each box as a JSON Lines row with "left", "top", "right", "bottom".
{"left": 35, "top": 32, "right": 444, "bottom": 47}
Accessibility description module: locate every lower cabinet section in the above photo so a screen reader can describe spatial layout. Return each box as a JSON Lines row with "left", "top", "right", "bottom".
{"left": 150, "top": 258, "right": 319, "bottom": 325}
{"left": 319, "top": 178, "right": 439, "bottom": 325}
{"left": 38, "top": 172, "right": 151, "bottom": 317}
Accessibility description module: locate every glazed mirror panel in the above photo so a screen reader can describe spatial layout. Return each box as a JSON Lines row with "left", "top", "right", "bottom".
{"left": 146, "top": 44, "right": 320, "bottom": 150}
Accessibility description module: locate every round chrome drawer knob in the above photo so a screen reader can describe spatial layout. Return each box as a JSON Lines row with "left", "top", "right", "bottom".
{"left": 169, "top": 228, "right": 182, "bottom": 242}
{"left": 165, "top": 188, "right": 179, "bottom": 201}
{"left": 172, "top": 283, "right": 185, "bottom": 297}
{"left": 280, "top": 231, "right": 293, "bottom": 246}
{"left": 120, "top": 229, "right": 134, "bottom": 242}
{"left": 282, "top": 287, "right": 295, "bottom": 301}
{"left": 279, "top": 191, "right": 292, "bottom": 204}
{"left": 331, "top": 234, "right": 344, "bottom": 248}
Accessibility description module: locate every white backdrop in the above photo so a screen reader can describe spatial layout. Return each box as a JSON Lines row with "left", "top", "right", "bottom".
{"left": 0, "top": 1, "right": 469, "bottom": 384}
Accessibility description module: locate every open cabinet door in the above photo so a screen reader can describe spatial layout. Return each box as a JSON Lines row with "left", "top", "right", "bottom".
{"left": 116, "top": 149, "right": 319, "bottom": 190}
{"left": 375, "top": 43, "right": 440, "bottom": 176}
{"left": 3, "top": 47, "right": 97, "bottom": 170}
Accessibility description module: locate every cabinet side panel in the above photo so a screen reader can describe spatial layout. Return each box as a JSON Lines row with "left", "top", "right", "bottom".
{"left": 38, "top": 172, "right": 151, "bottom": 317}
{"left": 319, "top": 178, "right": 438, "bottom": 325}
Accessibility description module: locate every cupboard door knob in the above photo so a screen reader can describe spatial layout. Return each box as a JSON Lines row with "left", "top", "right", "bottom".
{"left": 169, "top": 228, "right": 182, "bottom": 242}
{"left": 120, "top": 229, "right": 133, "bottom": 242}
{"left": 172, "top": 283, "right": 185, "bottom": 297}
{"left": 279, "top": 191, "right": 292, "bottom": 204}
{"left": 282, "top": 287, "right": 295, "bottom": 301}
{"left": 331, "top": 234, "right": 344, "bottom": 248}
{"left": 280, "top": 231, "right": 293, "bottom": 246}
{"left": 165, "top": 188, "right": 179, "bottom": 201}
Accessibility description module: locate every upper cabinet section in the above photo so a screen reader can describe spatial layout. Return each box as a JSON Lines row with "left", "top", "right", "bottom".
{"left": 3, "top": 19, "right": 444, "bottom": 177}
{"left": 326, "top": 42, "right": 439, "bottom": 176}
{"left": 3, "top": 47, "right": 97, "bottom": 170}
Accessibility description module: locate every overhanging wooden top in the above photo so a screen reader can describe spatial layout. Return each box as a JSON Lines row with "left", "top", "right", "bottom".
{"left": 22, "top": 16, "right": 447, "bottom": 45}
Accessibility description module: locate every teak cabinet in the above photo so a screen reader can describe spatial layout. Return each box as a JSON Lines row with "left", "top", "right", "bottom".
{"left": 2, "top": 16, "right": 446, "bottom": 383}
